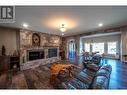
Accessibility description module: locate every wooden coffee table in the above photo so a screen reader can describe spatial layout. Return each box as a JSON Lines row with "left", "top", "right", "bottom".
{"left": 50, "top": 63, "right": 73, "bottom": 86}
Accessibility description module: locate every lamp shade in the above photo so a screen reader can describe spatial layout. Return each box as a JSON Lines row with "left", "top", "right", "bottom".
{"left": 60, "top": 27, "right": 66, "bottom": 32}
{"left": 60, "top": 24, "right": 66, "bottom": 32}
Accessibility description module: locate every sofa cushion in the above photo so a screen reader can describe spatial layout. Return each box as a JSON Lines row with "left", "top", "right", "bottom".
{"left": 86, "top": 64, "right": 100, "bottom": 71}
{"left": 83, "top": 69, "right": 96, "bottom": 77}
{"left": 66, "top": 78, "right": 89, "bottom": 89}
{"left": 92, "top": 76, "right": 108, "bottom": 89}
{"left": 96, "top": 69, "right": 110, "bottom": 78}
{"left": 58, "top": 82, "right": 76, "bottom": 89}
{"left": 76, "top": 71, "right": 93, "bottom": 85}
{"left": 100, "top": 64, "right": 112, "bottom": 72}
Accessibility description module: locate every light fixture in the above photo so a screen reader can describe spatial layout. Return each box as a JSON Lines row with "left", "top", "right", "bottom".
{"left": 60, "top": 24, "right": 66, "bottom": 32}
{"left": 62, "top": 33, "right": 64, "bottom": 36}
{"left": 98, "top": 23, "right": 103, "bottom": 27}
{"left": 22, "top": 23, "right": 28, "bottom": 28}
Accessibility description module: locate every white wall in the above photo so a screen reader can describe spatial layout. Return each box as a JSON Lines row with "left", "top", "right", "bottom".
{"left": 0, "top": 27, "right": 19, "bottom": 55}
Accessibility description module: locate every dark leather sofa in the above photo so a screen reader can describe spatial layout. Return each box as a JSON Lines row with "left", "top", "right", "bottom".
{"left": 57, "top": 64, "right": 112, "bottom": 89}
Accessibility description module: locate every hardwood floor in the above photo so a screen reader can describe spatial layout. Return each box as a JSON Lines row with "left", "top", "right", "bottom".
{"left": 105, "top": 59, "right": 127, "bottom": 89}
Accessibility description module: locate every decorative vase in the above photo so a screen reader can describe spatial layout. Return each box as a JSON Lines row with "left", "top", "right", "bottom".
{"left": 2, "top": 45, "right": 6, "bottom": 56}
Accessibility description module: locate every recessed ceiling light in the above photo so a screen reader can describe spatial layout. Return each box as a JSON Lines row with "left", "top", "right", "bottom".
{"left": 98, "top": 23, "right": 103, "bottom": 27}
{"left": 22, "top": 23, "right": 28, "bottom": 28}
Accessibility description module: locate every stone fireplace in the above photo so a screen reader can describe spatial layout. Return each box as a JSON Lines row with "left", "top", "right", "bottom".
{"left": 20, "top": 30, "right": 62, "bottom": 70}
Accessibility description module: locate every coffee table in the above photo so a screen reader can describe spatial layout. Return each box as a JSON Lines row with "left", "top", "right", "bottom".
{"left": 50, "top": 63, "right": 73, "bottom": 87}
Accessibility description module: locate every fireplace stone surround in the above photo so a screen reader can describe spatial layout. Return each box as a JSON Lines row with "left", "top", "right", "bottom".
{"left": 20, "top": 30, "right": 62, "bottom": 70}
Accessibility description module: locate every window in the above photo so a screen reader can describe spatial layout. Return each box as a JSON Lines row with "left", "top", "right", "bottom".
{"left": 85, "top": 43, "right": 90, "bottom": 52}
{"left": 92, "top": 43, "right": 104, "bottom": 54}
{"left": 108, "top": 42, "right": 117, "bottom": 54}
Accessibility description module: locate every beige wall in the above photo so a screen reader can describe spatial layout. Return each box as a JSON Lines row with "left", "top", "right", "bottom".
{"left": 0, "top": 27, "right": 19, "bottom": 55}
{"left": 121, "top": 28, "right": 127, "bottom": 61}
{"left": 121, "top": 31, "right": 127, "bottom": 55}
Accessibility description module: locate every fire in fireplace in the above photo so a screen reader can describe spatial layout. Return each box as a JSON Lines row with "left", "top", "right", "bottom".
{"left": 28, "top": 50, "right": 44, "bottom": 61}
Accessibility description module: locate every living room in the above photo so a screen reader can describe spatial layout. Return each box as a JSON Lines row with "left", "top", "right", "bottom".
{"left": 0, "top": 6, "right": 127, "bottom": 89}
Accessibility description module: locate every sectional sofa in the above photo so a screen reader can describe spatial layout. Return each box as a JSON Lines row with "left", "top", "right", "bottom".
{"left": 56, "top": 64, "right": 112, "bottom": 89}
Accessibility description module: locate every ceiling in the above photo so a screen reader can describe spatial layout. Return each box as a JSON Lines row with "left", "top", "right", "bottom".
{"left": 81, "top": 32, "right": 121, "bottom": 39}
{"left": 0, "top": 6, "right": 127, "bottom": 36}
